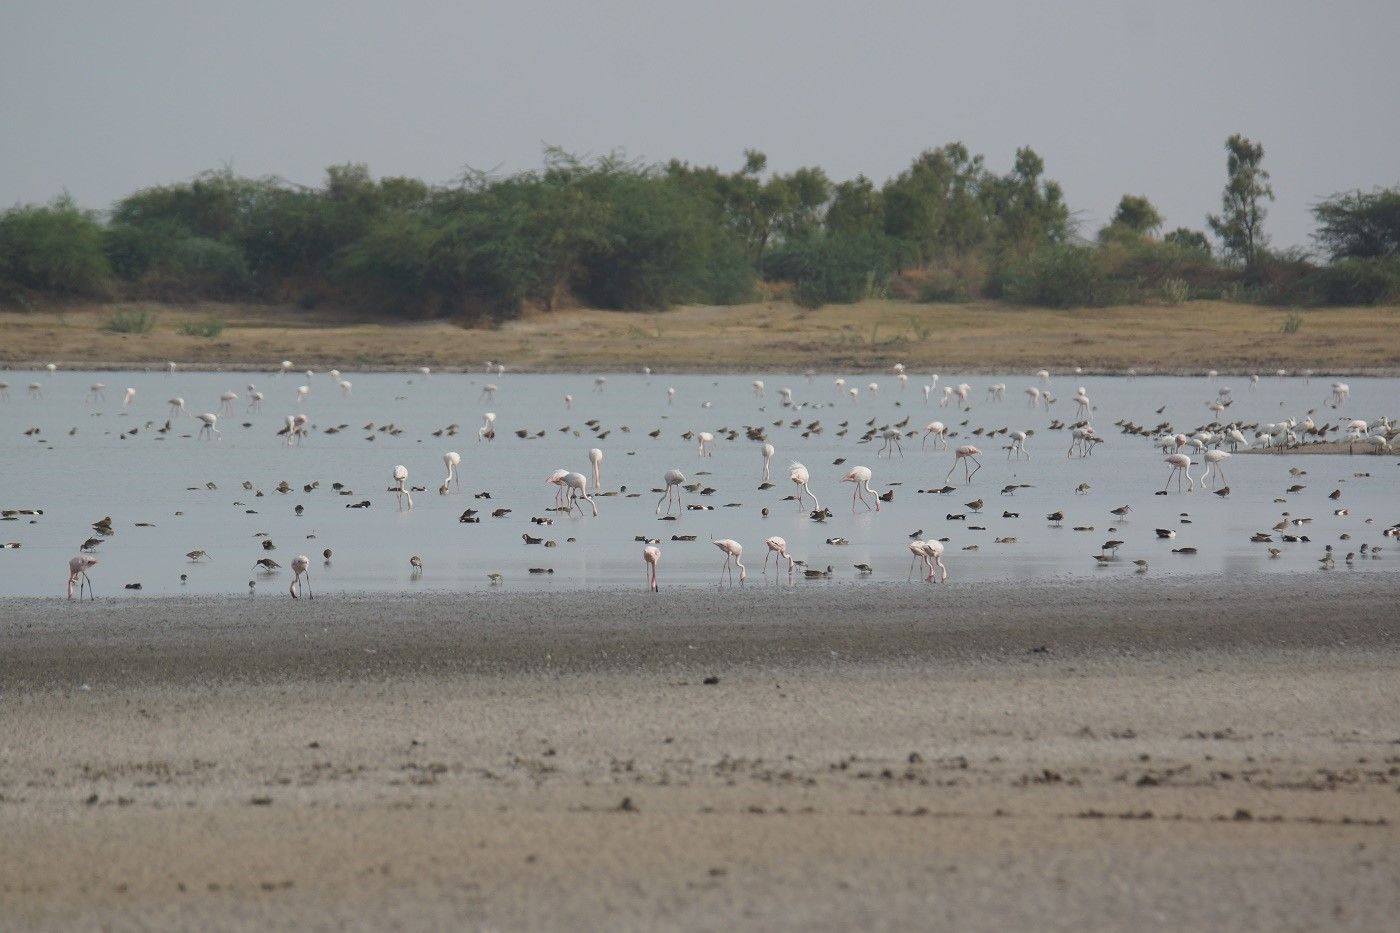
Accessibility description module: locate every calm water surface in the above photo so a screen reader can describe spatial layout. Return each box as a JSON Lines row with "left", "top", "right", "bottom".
{"left": 1, "top": 368, "right": 1395, "bottom": 597}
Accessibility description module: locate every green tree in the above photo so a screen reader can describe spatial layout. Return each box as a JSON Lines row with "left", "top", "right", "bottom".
{"left": 1311, "top": 187, "right": 1400, "bottom": 261}
{"left": 1164, "top": 227, "right": 1212, "bottom": 257}
{"left": 1207, "top": 134, "right": 1273, "bottom": 267}
{"left": 0, "top": 196, "right": 111, "bottom": 295}
{"left": 1103, "top": 194, "right": 1163, "bottom": 238}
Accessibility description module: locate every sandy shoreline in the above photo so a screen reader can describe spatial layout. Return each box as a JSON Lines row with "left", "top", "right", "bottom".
{"left": 3, "top": 577, "right": 1399, "bottom": 930}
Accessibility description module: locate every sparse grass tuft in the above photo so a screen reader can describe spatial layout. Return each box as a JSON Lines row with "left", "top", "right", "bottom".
{"left": 1160, "top": 277, "right": 1190, "bottom": 305}
{"left": 102, "top": 307, "right": 156, "bottom": 334}
{"left": 1281, "top": 312, "right": 1303, "bottom": 335}
{"left": 176, "top": 317, "right": 225, "bottom": 338}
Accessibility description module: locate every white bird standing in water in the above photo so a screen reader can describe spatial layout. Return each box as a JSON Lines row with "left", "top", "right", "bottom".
{"left": 656, "top": 469, "right": 686, "bottom": 515}
{"left": 393, "top": 464, "right": 414, "bottom": 509}
{"left": 443, "top": 451, "right": 462, "bottom": 491}
{"left": 842, "top": 465, "right": 882, "bottom": 512}
{"left": 562, "top": 472, "right": 598, "bottom": 517}
{"left": 713, "top": 538, "right": 746, "bottom": 584}
{"left": 789, "top": 462, "right": 820, "bottom": 512}
{"left": 588, "top": 448, "right": 603, "bottom": 489}
{"left": 196, "top": 413, "right": 220, "bottom": 440}
{"left": 289, "top": 555, "right": 311, "bottom": 599}
{"left": 761, "top": 443, "right": 775, "bottom": 481}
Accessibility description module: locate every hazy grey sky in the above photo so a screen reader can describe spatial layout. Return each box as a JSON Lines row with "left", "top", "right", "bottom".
{"left": 3, "top": 1, "right": 1397, "bottom": 249}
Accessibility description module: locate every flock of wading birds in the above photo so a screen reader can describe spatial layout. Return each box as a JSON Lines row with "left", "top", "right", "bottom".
{"left": 4, "top": 360, "right": 1395, "bottom": 600}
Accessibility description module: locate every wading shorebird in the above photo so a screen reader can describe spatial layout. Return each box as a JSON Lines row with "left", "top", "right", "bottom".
{"left": 67, "top": 555, "right": 98, "bottom": 600}
{"left": 290, "top": 554, "right": 311, "bottom": 598}
{"left": 713, "top": 538, "right": 746, "bottom": 585}
{"left": 643, "top": 545, "right": 661, "bottom": 592}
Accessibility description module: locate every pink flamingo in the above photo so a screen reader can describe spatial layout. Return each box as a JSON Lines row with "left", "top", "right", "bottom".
{"left": 443, "top": 451, "right": 462, "bottom": 491}
{"left": 696, "top": 432, "right": 714, "bottom": 457}
{"left": 563, "top": 472, "right": 598, "bottom": 517}
{"left": 644, "top": 545, "right": 661, "bottom": 592}
{"left": 290, "top": 554, "right": 311, "bottom": 599}
{"left": 761, "top": 443, "right": 775, "bottom": 481}
{"left": 67, "top": 555, "right": 98, "bottom": 599}
{"left": 763, "top": 536, "right": 795, "bottom": 575}
{"left": 947, "top": 445, "right": 982, "bottom": 483}
{"left": 922, "top": 421, "right": 947, "bottom": 450}
{"left": 547, "top": 469, "right": 570, "bottom": 507}
{"left": 196, "top": 413, "right": 220, "bottom": 440}
{"left": 789, "top": 463, "right": 819, "bottom": 512}
{"left": 1163, "top": 453, "right": 1194, "bottom": 492}
{"left": 713, "top": 538, "right": 746, "bottom": 584}
{"left": 656, "top": 469, "right": 687, "bottom": 515}
{"left": 220, "top": 390, "right": 238, "bottom": 414}
{"left": 588, "top": 448, "right": 603, "bottom": 490}
{"left": 906, "top": 541, "right": 929, "bottom": 581}
{"left": 393, "top": 464, "right": 413, "bottom": 509}
{"left": 1201, "top": 450, "right": 1230, "bottom": 487}
{"left": 921, "top": 540, "right": 948, "bottom": 583}
{"left": 842, "top": 465, "right": 881, "bottom": 512}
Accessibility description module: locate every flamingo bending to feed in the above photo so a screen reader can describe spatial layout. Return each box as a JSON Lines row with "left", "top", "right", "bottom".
{"left": 696, "top": 432, "right": 714, "bottom": 457}
{"left": 443, "top": 451, "right": 462, "bottom": 491}
{"left": 1163, "top": 453, "right": 1194, "bottom": 492}
{"left": 657, "top": 469, "right": 687, "bottom": 515}
{"left": 67, "top": 555, "right": 98, "bottom": 600}
{"left": 289, "top": 555, "right": 311, "bottom": 599}
{"left": 563, "top": 472, "right": 598, "bottom": 517}
{"left": 393, "top": 464, "right": 414, "bottom": 509}
{"left": 947, "top": 445, "right": 982, "bottom": 483}
{"left": 643, "top": 545, "right": 661, "bottom": 592}
{"left": 1201, "top": 450, "right": 1230, "bottom": 487}
{"left": 197, "top": 413, "right": 221, "bottom": 440}
{"left": 761, "top": 443, "right": 775, "bottom": 481}
{"left": 920, "top": 540, "right": 949, "bottom": 583}
{"left": 220, "top": 391, "right": 238, "bottom": 414}
{"left": 713, "top": 538, "right": 746, "bottom": 584}
{"left": 842, "top": 466, "right": 882, "bottom": 512}
{"left": 547, "top": 469, "right": 570, "bottom": 507}
{"left": 1008, "top": 431, "right": 1029, "bottom": 460}
{"left": 789, "top": 463, "right": 820, "bottom": 513}
{"left": 922, "top": 421, "right": 947, "bottom": 450}
{"left": 763, "top": 536, "right": 794, "bottom": 575}
{"left": 479, "top": 412, "right": 496, "bottom": 442}
{"left": 588, "top": 448, "right": 603, "bottom": 489}
{"left": 123, "top": 387, "right": 136, "bottom": 406}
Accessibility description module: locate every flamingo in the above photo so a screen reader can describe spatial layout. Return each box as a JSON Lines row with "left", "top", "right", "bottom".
{"left": 67, "top": 555, "right": 98, "bottom": 599}
{"left": 279, "top": 360, "right": 293, "bottom": 376}
{"left": 338, "top": 380, "right": 352, "bottom": 398}
{"left": 644, "top": 545, "right": 661, "bottom": 592}
{"left": 834, "top": 377, "right": 846, "bottom": 395}
{"left": 84, "top": 383, "right": 106, "bottom": 403}
{"left": 1073, "top": 390, "right": 1090, "bottom": 420}
{"left": 168, "top": 397, "right": 187, "bottom": 417}
{"left": 1201, "top": 450, "right": 1230, "bottom": 487}
{"left": 167, "top": 361, "right": 177, "bottom": 376}
{"left": 562, "top": 472, "right": 597, "bottom": 517}
{"left": 667, "top": 387, "right": 676, "bottom": 405}
{"left": 761, "top": 443, "right": 775, "bottom": 481}
{"left": 922, "top": 421, "right": 948, "bottom": 450}
{"left": 593, "top": 376, "right": 607, "bottom": 393}
{"left": 921, "top": 540, "right": 949, "bottom": 583}
{"left": 564, "top": 393, "right": 573, "bottom": 410}
{"left": 196, "top": 413, "right": 220, "bottom": 440}
{"left": 0, "top": 381, "right": 10, "bottom": 401}
{"left": 479, "top": 412, "right": 496, "bottom": 442}
{"left": 1037, "top": 369, "right": 1050, "bottom": 384}
{"left": 696, "top": 431, "right": 714, "bottom": 457}
{"left": 248, "top": 390, "right": 264, "bottom": 413}
{"left": 1008, "top": 431, "right": 1029, "bottom": 460}
{"left": 393, "top": 464, "right": 414, "bottom": 509}
{"left": 877, "top": 428, "right": 904, "bottom": 458}
{"left": 656, "top": 469, "right": 686, "bottom": 515}
{"left": 789, "top": 463, "right": 820, "bottom": 512}
{"left": 418, "top": 366, "right": 431, "bottom": 379}
{"left": 1025, "top": 386, "right": 1041, "bottom": 408}
{"left": 296, "top": 385, "right": 310, "bottom": 404}
{"left": 986, "top": 383, "right": 1006, "bottom": 402}
{"left": 713, "top": 538, "right": 746, "bottom": 584}
{"left": 947, "top": 445, "right": 982, "bottom": 483}
{"left": 218, "top": 390, "right": 237, "bottom": 414}
{"left": 122, "top": 387, "right": 136, "bottom": 407}
{"left": 479, "top": 384, "right": 498, "bottom": 402}
{"left": 777, "top": 387, "right": 794, "bottom": 407}
{"left": 284, "top": 413, "right": 308, "bottom": 445}
{"left": 763, "top": 536, "right": 794, "bottom": 575}
{"left": 907, "top": 541, "right": 930, "bottom": 581}
{"left": 547, "top": 469, "right": 571, "bottom": 507}
{"left": 289, "top": 555, "right": 311, "bottom": 599}
{"left": 443, "top": 451, "right": 462, "bottom": 491}
{"left": 28, "top": 382, "right": 41, "bottom": 398}
{"left": 842, "top": 466, "right": 882, "bottom": 512}
{"left": 1163, "top": 453, "right": 1194, "bottom": 492}
{"left": 752, "top": 380, "right": 765, "bottom": 397}
{"left": 588, "top": 447, "right": 603, "bottom": 489}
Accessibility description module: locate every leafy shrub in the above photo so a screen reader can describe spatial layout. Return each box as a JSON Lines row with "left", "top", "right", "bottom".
{"left": 1159, "top": 277, "right": 1191, "bottom": 304}
{"left": 103, "top": 307, "right": 157, "bottom": 333}
{"left": 766, "top": 233, "right": 887, "bottom": 308}
{"left": 1302, "top": 257, "right": 1400, "bottom": 305}
{"left": 1003, "top": 244, "right": 1108, "bottom": 308}
{"left": 176, "top": 317, "right": 225, "bottom": 337}
{"left": 0, "top": 197, "right": 111, "bottom": 295}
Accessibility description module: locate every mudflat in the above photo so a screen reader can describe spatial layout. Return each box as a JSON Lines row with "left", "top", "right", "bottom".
{"left": 4, "top": 299, "right": 1399, "bottom": 373}
{"left": 2, "top": 576, "right": 1398, "bottom": 930}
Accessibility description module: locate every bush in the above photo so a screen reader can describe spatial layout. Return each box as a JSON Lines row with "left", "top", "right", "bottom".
{"left": 1160, "top": 277, "right": 1191, "bottom": 304}
{"left": 103, "top": 307, "right": 157, "bottom": 333}
{"left": 766, "top": 233, "right": 887, "bottom": 308}
{"left": 1301, "top": 257, "right": 1400, "bottom": 305}
{"left": 176, "top": 317, "right": 225, "bottom": 337}
{"left": 1002, "top": 244, "right": 1108, "bottom": 308}
{"left": 1281, "top": 312, "right": 1303, "bottom": 334}
{"left": 0, "top": 197, "right": 111, "bottom": 296}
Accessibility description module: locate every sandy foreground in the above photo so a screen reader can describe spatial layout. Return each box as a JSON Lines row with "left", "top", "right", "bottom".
{"left": 2, "top": 576, "right": 1398, "bottom": 931}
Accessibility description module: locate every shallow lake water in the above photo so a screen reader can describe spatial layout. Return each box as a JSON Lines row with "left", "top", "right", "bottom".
{"left": 1, "top": 367, "right": 1395, "bottom": 597}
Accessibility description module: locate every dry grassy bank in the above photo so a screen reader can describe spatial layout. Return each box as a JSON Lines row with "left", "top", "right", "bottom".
{"left": 3, "top": 299, "right": 1398, "bottom": 373}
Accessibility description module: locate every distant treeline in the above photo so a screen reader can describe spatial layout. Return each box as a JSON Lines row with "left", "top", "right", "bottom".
{"left": 2, "top": 140, "right": 1398, "bottom": 315}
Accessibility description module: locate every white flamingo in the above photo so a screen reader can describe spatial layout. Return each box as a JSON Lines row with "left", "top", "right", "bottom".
{"left": 393, "top": 464, "right": 413, "bottom": 509}
{"left": 789, "top": 462, "right": 820, "bottom": 512}
{"left": 656, "top": 469, "right": 686, "bottom": 515}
